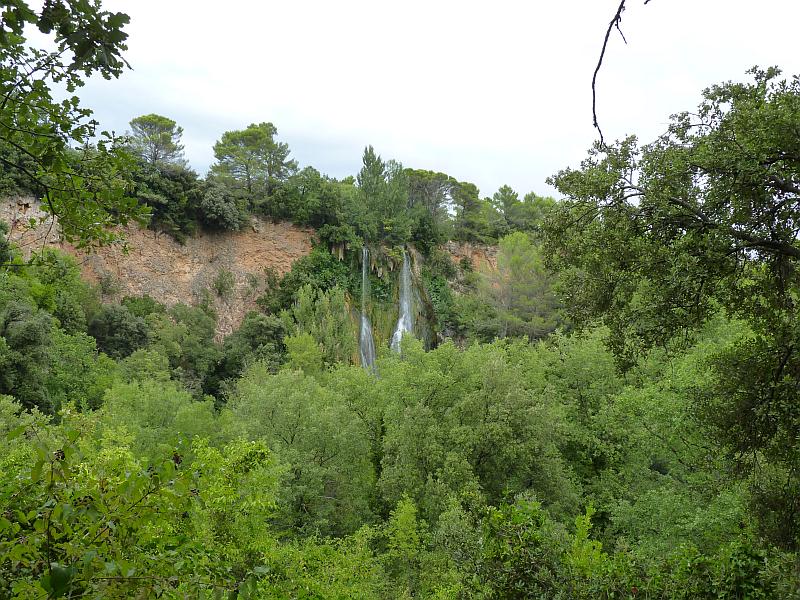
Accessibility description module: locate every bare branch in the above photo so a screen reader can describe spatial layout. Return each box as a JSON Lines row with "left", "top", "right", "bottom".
{"left": 592, "top": 0, "right": 627, "bottom": 146}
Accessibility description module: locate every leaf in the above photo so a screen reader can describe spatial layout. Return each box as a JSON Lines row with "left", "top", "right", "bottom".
{"left": 6, "top": 424, "right": 26, "bottom": 440}
{"left": 29, "top": 460, "right": 44, "bottom": 484}
{"left": 40, "top": 564, "right": 76, "bottom": 598}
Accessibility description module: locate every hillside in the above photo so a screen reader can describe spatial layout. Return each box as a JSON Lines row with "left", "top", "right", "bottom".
{"left": 2, "top": 197, "right": 314, "bottom": 337}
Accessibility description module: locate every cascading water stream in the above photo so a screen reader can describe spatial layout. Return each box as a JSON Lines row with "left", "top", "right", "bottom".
{"left": 359, "top": 247, "right": 377, "bottom": 371}
{"left": 391, "top": 250, "right": 414, "bottom": 352}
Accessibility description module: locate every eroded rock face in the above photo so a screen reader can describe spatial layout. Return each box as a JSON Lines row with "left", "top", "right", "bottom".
{"left": 444, "top": 241, "right": 498, "bottom": 273}
{"left": 1, "top": 198, "right": 313, "bottom": 339}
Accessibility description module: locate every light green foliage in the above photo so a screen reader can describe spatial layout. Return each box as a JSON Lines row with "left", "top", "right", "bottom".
{"left": 99, "top": 379, "right": 217, "bottom": 463}
{"left": 128, "top": 113, "right": 185, "bottom": 166}
{"left": 284, "top": 332, "right": 324, "bottom": 376}
{"left": 225, "top": 366, "right": 375, "bottom": 535}
{"left": 189, "top": 438, "right": 281, "bottom": 568}
{"left": 44, "top": 329, "right": 117, "bottom": 412}
{"left": 283, "top": 284, "right": 358, "bottom": 366}
{"left": 383, "top": 496, "right": 428, "bottom": 595}
{"left": 257, "top": 528, "right": 386, "bottom": 598}
{"left": 377, "top": 339, "right": 580, "bottom": 522}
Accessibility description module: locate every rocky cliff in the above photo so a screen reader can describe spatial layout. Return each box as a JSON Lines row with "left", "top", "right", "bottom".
{"left": 1, "top": 198, "right": 313, "bottom": 338}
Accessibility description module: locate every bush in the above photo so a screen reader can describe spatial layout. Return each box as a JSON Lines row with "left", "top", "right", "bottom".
{"left": 198, "top": 182, "right": 247, "bottom": 231}
{"left": 212, "top": 269, "right": 235, "bottom": 299}
{"left": 88, "top": 304, "right": 150, "bottom": 359}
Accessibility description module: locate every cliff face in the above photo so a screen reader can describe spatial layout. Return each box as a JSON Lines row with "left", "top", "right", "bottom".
{"left": 444, "top": 240, "right": 498, "bottom": 272}
{"left": 2, "top": 198, "right": 313, "bottom": 338}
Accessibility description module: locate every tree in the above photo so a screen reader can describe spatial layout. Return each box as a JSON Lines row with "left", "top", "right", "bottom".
{"left": 544, "top": 68, "right": 800, "bottom": 548}
{"left": 0, "top": 1, "right": 148, "bottom": 247}
{"left": 451, "top": 181, "right": 498, "bottom": 244}
{"left": 129, "top": 114, "right": 185, "bottom": 166}
{"left": 352, "top": 146, "right": 412, "bottom": 244}
{"left": 88, "top": 304, "right": 150, "bottom": 360}
{"left": 211, "top": 122, "right": 297, "bottom": 206}
{"left": 480, "top": 232, "right": 562, "bottom": 340}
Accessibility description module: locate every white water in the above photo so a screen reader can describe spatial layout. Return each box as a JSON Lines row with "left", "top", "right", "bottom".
{"left": 359, "top": 247, "right": 377, "bottom": 370}
{"left": 391, "top": 251, "right": 414, "bottom": 352}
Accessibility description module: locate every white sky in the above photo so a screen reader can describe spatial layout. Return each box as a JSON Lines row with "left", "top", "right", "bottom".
{"left": 73, "top": 0, "right": 800, "bottom": 198}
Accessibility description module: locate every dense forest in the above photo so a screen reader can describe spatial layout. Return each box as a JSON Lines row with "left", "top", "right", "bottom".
{"left": 1, "top": 2, "right": 799, "bottom": 598}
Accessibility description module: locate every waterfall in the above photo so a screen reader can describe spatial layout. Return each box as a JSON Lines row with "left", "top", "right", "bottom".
{"left": 391, "top": 250, "right": 414, "bottom": 352}
{"left": 359, "top": 247, "right": 377, "bottom": 370}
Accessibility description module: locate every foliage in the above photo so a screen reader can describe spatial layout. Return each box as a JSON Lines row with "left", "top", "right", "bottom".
{"left": 128, "top": 113, "right": 185, "bottom": 166}
{"left": 197, "top": 181, "right": 248, "bottom": 231}
{"left": 0, "top": 1, "right": 149, "bottom": 247}
{"left": 130, "top": 161, "right": 200, "bottom": 242}
{"left": 212, "top": 268, "right": 235, "bottom": 299}
{"left": 225, "top": 366, "right": 375, "bottom": 536}
{"left": 282, "top": 284, "right": 357, "bottom": 366}
{"left": 88, "top": 304, "right": 149, "bottom": 360}
{"left": 211, "top": 122, "right": 298, "bottom": 208}
{"left": 544, "top": 67, "right": 800, "bottom": 548}
{"left": 480, "top": 232, "right": 562, "bottom": 340}
{"left": 257, "top": 246, "right": 354, "bottom": 313}
{"left": 204, "top": 312, "right": 285, "bottom": 399}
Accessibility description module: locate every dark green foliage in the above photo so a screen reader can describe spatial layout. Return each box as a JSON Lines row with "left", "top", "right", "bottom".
{"left": 0, "top": 301, "right": 53, "bottom": 411}
{"left": 0, "top": 1, "right": 150, "bottom": 248}
{"left": 0, "top": 221, "right": 11, "bottom": 266}
{"left": 197, "top": 180, "right": 248, "bottom": 231}
{"left": 149, "top": 303, "right": 220, "bottom": 395}
{"left": 257, "top": 246, "right": 354, "bottom": 313}
{"left": 421, "top": 248, "right": 458, "bottom": 337}
{"left": 121, "top": 294, "right": 165, "bottom": 318}
{"left": 204, "top": 312, "right": 285, "bottom": 398}
{"left": 545, "top": 68, "right": 800, "bottom": 548}
{"left": 130, "top": 161, "right": 200, "bottom": 242}
{"left": 88, "top": 304, "right": 150, "bottom": 360}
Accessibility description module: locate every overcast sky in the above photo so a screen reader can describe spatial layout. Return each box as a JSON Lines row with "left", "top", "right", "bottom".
{"left": 74, "top": 0, "right": 800, "bottom": 198}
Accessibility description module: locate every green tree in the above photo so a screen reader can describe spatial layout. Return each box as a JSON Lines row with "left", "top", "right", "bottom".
{"left": 282, "top": 284, "right": 357, "bottom": 366}
{"left": 452, "top": 181, "right": 497, "bottom": 243}
{"left": 211, "top": 122, "right": 298, "bottom": 206}
{"left": 0, "top": 300, "right": 53, "bottom": 411}
{"left": 128, "top": 114, "right": 185, "bottom": 166}
{"left": 482, "top": 232, "right": 562, "bottom": 340}
{"left": 544, "top": 67, "right": 800, "bottom": 548}
{"left": 226, "top": 366, "right": 375, "bottom": 535}
{"left": 353, "top": 146, "right": 412, "bottom": 244}
{"left": 88, "top": 304, "right": 150, "bottom": 360}
{"left": 130, "top": 161, "right": 201, "bottom": 242}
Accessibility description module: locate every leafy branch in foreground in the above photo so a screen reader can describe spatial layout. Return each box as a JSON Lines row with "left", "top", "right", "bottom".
{"left": 0, "top": 1, "right": 149, "bottom": 248}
